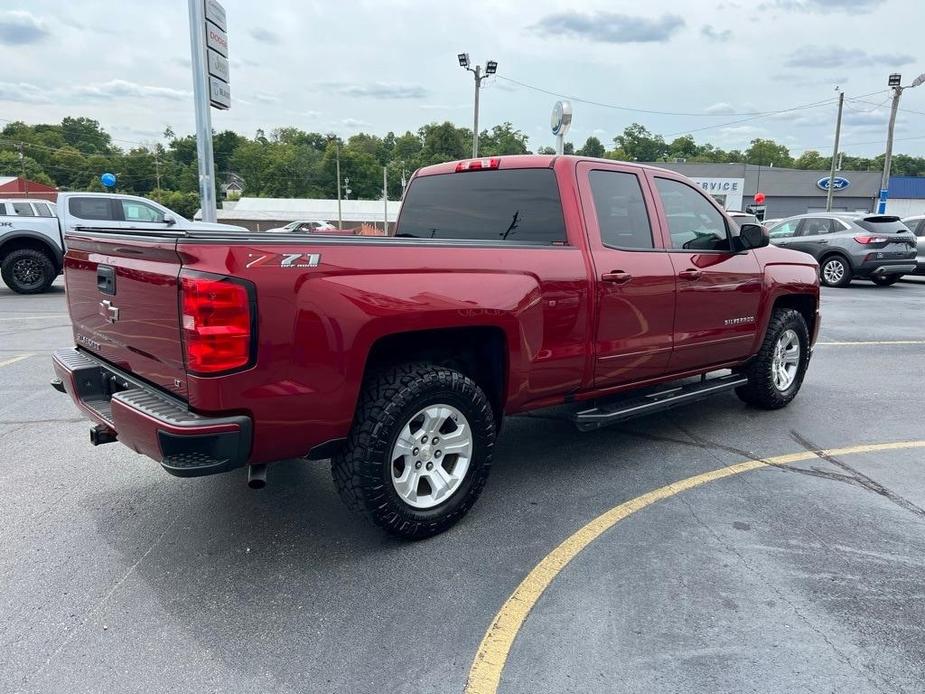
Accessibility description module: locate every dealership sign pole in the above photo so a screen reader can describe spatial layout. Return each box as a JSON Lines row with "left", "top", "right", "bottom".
{"left": 188, "top": 0, "right": 230, "bottom": 223}
{"left": 551, "top": 101, "right": 572, "bottom": 155}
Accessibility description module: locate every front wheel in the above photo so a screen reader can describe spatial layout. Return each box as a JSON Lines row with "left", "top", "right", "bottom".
{"left": 870, "top": 275, "right": 901, "bottom": 286}
{"left": 1, "top": 248, "right": 56, "bottom": 294}
{"left": 332, "top": 363, "right": 496, "bottom": 539}
{"left": 819, "top": 256, "right": 852, "bottom": 288}
{"left": 736, "top": 308, "right": 810, "bottom": 409}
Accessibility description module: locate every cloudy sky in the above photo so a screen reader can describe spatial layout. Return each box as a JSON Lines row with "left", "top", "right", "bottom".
{"left": 1, "top": 0, "right": 924, "bottom": 156}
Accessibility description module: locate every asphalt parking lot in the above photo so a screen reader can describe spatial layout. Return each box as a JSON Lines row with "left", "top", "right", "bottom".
{"left": 2, "top": 277, "right": 924, "bottom": 694}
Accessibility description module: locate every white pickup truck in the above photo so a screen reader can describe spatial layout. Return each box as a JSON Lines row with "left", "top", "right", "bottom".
{"left": 0, "top": 192, "right": 244, "bottom": 294}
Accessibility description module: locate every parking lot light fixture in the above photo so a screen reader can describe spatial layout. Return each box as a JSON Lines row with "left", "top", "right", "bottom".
{"left": 458, "top": 53, "right": 499, "bottom": 157}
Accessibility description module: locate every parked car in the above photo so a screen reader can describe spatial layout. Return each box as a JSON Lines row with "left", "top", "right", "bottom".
{"left": 265, "top": 220, "right": 337, "bottom": 233}
{"left": 0, "top": 192, "right": 245, "bottom": 294}
{"left": 52, "top": 155, "right": 820, "bottom": 539}
{"left": 768, "top": 213, "right": 917, "bottom": 287}
{"left": 901, "top": 215, "right": 925, "bottom": 273}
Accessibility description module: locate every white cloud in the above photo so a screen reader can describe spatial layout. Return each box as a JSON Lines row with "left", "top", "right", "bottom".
{"left": 72, "top": 79, "right": 189, "bottom": 101}
{"left": 705, "top": 102, "right": 737, "bottom": 114}
{"left": 0, "top": 10, "right": 49, "bottom": 45}
{"left": 0, "top": 81, "right": 51, "bottom": 103}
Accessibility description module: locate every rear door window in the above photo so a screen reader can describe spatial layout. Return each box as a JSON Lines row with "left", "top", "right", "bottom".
{"left": 798, "top": 218, "right": 835, "bottom": 236}
{"left": 11, "top": 202, "right": 35, "bottom": 216}
{"left": 588, "top": 170, "right": 654, "bottom": 249}
{"left": 910, "top": 220, "right": 924, "bottom": 237}
{"left": 396, "top": 168, "right": 567, "bottom": 244}
{"left": 69, "top": 197, "right": 115, "bottom": 221}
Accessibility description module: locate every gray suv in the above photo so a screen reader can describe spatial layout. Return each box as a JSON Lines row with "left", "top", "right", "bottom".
{"left": 900, "top": 216, "right": 925, "bottom": 274}
{"left": 768, "top": 213, "right": 917, "bottom": 287}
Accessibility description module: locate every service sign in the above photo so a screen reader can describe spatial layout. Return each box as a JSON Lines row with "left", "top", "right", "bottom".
{"left": 205, "top": 0, "right": 226, "bottom": 30}
{"left": 208, "top": 49, "right": 230, "bottom": 83}
{"left": 817, "top": 176, "right": 851, "bottom": 192}
{"left": 210, "top": 76, "right": 231, "bottom": 109}
{"left": 206, "top": 22, "right": 228, "bottom": 57}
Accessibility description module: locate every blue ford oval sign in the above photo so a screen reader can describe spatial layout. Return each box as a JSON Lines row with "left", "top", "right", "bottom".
{"left": 817, "top": 176, "right": 850, "bottom": 191}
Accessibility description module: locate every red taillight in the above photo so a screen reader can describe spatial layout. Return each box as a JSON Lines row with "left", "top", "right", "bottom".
{"left": 180, "top": 275, "right": 254, "bottom": 375}
{"left": 455, "top": 158, "right": 501, "bottom": 172}
{"left": 854, "top": 234, "right": 888, "bottom": 244}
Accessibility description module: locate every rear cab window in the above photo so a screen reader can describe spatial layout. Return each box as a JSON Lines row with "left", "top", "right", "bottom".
{"left": 69, "top": 197, "right": 115, "bottom": 221}
{"left": 396, "top": 168, "right": 567, "bottom": 245}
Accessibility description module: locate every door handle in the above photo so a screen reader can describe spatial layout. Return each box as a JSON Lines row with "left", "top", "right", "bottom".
{"left": 601, "top": 271, "right": 633, "bottom": 284}
{"left": 678, "top": 268, "right": 703, "bottom": 280}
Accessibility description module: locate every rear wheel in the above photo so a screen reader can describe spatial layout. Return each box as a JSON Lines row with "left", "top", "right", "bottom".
{"left": 819, "top": 256, "right": 852, "bottom": 288}
{"left": 736, "top": 308, "right": 810, "bottom": 409}
{"left": 331, "top": 363, "right": 496, "bottom": 539}
{"left": 871, "top": 275, "right": 901, "bottom": 286}
{"left": 1, "top": 248, "right": 56, "bottom": 294}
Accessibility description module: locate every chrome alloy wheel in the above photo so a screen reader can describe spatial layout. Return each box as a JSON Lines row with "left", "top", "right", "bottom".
{"left": 390, "top": 404, "right": 473, "bottom": 509}
{"left": 822, "top": 259, "right": 845, "bottom": 285}
{"left": 772, "top": 328, "right": 801, "bottom": 391}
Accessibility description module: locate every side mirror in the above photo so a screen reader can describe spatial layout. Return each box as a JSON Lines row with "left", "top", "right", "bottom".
{"left": 163, "top": 215, "right": 177, "bottom": 226}
{"left": 736, "top": 223, "right": 769, "bottom": 250}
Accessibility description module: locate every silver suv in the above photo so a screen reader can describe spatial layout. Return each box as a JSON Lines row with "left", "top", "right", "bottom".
{"left": 768, "top": 213, "right": 917, "bottom": 287}
{"left": 901, "top": 216, "right": 925, "bottom": 274}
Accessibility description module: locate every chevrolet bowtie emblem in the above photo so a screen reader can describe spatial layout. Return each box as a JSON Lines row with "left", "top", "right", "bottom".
{"left": 99, "top": 299, "right": 120, "bottom": 323}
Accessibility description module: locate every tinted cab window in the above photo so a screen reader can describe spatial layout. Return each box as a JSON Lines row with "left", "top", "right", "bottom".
{"left": 397, "top": 169, "right": 567, "bottom": 244}
{"left": 588, "top": 170, "right": 653, "bottom": 249}
{"left": 69, "top": 197, "right": 115, "bottom": 221}
{"left": 654, "top": 178, "right": 730, "bottom": 251}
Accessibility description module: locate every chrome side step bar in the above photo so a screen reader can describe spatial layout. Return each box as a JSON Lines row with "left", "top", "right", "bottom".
{"left": 573, "top": 374, "right": 748, "bottom": 432}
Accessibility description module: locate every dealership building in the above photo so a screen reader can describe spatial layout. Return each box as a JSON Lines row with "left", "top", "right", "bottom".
{"left": 651, "top": 163, "right": 883, "bottom": 219}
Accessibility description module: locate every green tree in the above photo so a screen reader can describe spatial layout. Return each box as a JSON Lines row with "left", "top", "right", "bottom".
{"left": 667, "top": 135, "right": 698, "bottom": 160}
{"left": 577, "top": 136, "right": 606, "bottom": 158}
{"left": 793, "top": 150, "right": 829, "bottom": 170}
{"left": 418, "top": 122, "right": 468, "bottom": 166}
{"left": 615, "top": 123, "right": 667, "bottom": 162}
{"left": 479, "top": 122, "right": 529, "bottom": 156}
{"left": 745, "top": 138, "right": 792, "bottom": 167}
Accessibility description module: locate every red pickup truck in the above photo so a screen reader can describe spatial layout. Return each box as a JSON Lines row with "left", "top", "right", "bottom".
{"left": 53, "top": 155, "right": 820, "bottom": 538}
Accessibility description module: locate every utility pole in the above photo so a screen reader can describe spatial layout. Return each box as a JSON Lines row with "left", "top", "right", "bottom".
{"left": 457, "top": 53, "right": 498, "bottom": 158}
{"left": 383, "top": 166, "right": 388, "bottom": 234}
{"left": 17, "top": 143, "right": 29, "bottom": 198}
{"left": 154, "top": 149, "right": 162, "bottom": 194}
{"left": 878, "top": 72, "right": 925, "bottom": 214}
{"left": 335, "top": 140, "right": 342, "bottom": 229}
{"left": 825, "top": 90, "right": 844, "bottom": 212}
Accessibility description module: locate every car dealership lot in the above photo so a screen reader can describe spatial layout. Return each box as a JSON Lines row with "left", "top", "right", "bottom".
{"left": 2, "top": 278, "right": 924, "bottom": 694}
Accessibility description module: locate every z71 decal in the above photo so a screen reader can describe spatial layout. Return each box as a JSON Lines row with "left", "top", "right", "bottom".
{"left": 246, "top": 252, "right": 321, "bottom": 269}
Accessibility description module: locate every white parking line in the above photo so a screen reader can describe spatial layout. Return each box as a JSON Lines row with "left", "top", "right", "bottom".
{"left": 817, "top": 340, "right": 925, "bottom": 346}
{"left": 0, "top": 354, "right": 33, "bottom": 368}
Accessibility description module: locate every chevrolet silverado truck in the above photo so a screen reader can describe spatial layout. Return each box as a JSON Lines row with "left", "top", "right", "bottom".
{"left": 52, "top": 155, "right": 820, "bottom": 538}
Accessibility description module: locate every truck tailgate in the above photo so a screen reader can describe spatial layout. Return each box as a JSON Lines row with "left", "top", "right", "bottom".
{"left": 64, "top": 233, "right": 187, "bottom": 397}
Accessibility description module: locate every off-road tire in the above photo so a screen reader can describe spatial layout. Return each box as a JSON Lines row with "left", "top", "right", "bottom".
{"left": 735, "top": 308, "right": 810, "bottom": 409}
{"left": 332, "top": 363, "right": 496, "bottom": 540}
{"left": 1, "top": 248, "right": 56, "bottom": 294}
{"left": 870, "top": 275, "right": 901, "bottom": 286}
{"left": 819, "top": 255, "right": 852, "bottom": 288}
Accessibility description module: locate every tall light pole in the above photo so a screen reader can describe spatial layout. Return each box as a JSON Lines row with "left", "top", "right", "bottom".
{"left": 825, "top": 89, "right": 844, "bottom": 212}
{"left": 458, "top": 53, "right": 498, "bottom": 157}
{"left": 878, "top": 71, "right": 925, "bottom": 214}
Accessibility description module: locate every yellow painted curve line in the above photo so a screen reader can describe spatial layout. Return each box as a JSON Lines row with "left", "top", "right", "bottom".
{"left": 465, "top": 439, "right": 925, "bottom": 694}
{"left": 0, "top": 353, "right": 32, "bottom": 369}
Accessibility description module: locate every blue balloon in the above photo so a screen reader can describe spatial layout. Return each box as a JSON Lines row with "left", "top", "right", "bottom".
{"left": 100, "top": 172, "right": 116, "bottom": 188}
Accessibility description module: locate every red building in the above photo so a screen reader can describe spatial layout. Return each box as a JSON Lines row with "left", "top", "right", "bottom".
{"left": 0, "top": 176, "right": 58, "bottom": 202}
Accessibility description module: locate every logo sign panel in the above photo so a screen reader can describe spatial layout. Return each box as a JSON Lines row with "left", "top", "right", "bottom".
{"left": 208, "top": 49, "right": 230, "bottom": 82}
{"left": 209, "top": 77, "right": 231, "bottom": 109}
{"left": 206, "top": 23, "right": 228, "bottom": 57}
{"left": 817, "top": 176, "right": 851, "bottom": 192}
{"left": 205, "top": 0, "right": 226, "bottom": 30}
{"left": 550, "top": 100, "right": 573, "bottom": 136}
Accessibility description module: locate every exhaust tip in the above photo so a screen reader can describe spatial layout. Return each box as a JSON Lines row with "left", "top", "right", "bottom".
{"left": 247, "top": 464, "right": 268, "bottom": 489}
